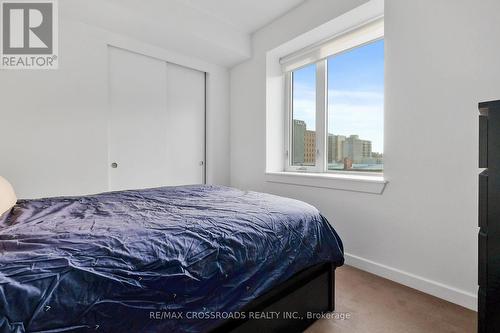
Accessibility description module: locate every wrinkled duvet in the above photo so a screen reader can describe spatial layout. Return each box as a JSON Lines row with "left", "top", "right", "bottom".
{"left": 0, "top": 185, "right": 344, "bottom": 333}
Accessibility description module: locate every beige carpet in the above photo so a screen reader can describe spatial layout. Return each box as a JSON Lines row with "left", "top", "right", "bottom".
{"left": 305, "top": 266, "right": 476, "bottom": 333}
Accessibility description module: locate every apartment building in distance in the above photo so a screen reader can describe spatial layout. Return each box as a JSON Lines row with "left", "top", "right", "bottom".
{"left": 304, "top": 130, "right": 316, "bottom": 164}
{"left": 293, "top": 120, "right": 316, "bottom": 165}
{"left": 294, "top": 120, "right": 382, "bottom": 167}
{"left": 292, "top": 120, "right": 306, "bottom": 165}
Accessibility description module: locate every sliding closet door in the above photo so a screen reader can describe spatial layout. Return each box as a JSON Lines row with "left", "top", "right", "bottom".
{"left": 165, "top": 63, "right": 205, "bottom": 186}
{"left": 108, "top": 46, "right": 205, "bottom": 191}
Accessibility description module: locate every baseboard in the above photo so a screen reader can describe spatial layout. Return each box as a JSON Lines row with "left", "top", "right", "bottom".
{"left": 344, "top": 253, "right": 477, "bottom": 311}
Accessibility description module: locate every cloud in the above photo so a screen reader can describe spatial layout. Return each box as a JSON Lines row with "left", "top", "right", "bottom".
{"left": 293, "top": 82, "right": 316, "bottom": 100}
{"left": 291, "top": 89, "right": 385, "bottom": 152}
{"left": 328, "top": 89, "right": 383, "bottom": 101}
{"left": 292, "top": 98, "right": 316, "bottom": 130}
{"left": 327, "top": 103, "right": 384, "bottom": 152}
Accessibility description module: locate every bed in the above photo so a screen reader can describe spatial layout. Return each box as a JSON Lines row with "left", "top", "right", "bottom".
{"left": 0, "top": 185, "right": 344, "bottom": 333}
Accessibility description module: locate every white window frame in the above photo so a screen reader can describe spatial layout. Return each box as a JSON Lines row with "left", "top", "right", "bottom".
{"left": 284, "top": 19, "right": 384, "bottom": 175}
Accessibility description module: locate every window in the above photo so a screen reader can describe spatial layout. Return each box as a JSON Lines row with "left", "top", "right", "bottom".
{"left": 285, "top": 19, "right": 384, "bottom": 174}
{"left": 291, "top": 63, "right": 316, "bottom": 167}
{"left": 327, "top": 39, "right": 384, "bottom": 172}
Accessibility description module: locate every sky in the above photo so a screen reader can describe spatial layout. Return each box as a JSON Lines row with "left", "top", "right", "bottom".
{"left": 293, "top": 39, "right": 384, "bottom": 153}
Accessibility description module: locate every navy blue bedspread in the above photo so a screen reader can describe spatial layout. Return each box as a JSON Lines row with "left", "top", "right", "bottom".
{"left": 0, "top": 185, "right": 344, "bottom": 333}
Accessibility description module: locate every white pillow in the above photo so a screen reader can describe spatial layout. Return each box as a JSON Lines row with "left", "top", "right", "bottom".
{"left": 0, "top": 176, "right": 17, "bottom": 216}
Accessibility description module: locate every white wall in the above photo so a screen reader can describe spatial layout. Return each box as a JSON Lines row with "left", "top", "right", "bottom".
{"left": 0, "top": 18, "right": 230, "bottom": 199}
{"left": 230, "top": 0, "right": 500, "bottom": 310}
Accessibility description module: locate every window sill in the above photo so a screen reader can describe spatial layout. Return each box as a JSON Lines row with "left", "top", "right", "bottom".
{"left": 265, "top": 171, "right": 387, "bottom": 194}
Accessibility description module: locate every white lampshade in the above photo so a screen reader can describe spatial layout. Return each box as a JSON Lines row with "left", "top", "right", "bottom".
{"left": 0, "top": 176, "right": 17, "bottom": 216}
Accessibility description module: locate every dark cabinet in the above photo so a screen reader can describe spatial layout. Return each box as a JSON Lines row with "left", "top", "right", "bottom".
{"left": 478, "top": 100, "right": 500, "bottom": 333}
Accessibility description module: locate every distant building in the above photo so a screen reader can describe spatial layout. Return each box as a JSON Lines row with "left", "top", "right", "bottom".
{"left": 292, "top": 120, "right": 316, "bottom": 165}
{"left": 342, "top": 135, "right": 372, "bottom": 164}
{"left": 292, "top": 120, "right": 306, "bottom": 164}
{"left": 343, "top": 157, "right": 353, "bottom": 170}
{"left": 294, "top": 122, "right": 381, "bottom": 167}
{"left": 371, "top": 152, "right": 384, "bottom": 164}
{"left": 328, "top": 134, "right": 346, "bottom": 163}
{"left": 304, "top": 130, "right": 316, "bottom": 164}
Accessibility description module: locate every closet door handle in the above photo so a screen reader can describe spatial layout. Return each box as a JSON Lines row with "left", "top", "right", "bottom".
{"left": 111, "top": 162, "right": 118, "bottom": 168}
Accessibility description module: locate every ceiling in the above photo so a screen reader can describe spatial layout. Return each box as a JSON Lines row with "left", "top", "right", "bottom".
{"left": 181, "top": 0, "right": 307, "bottom": 34}
{"left": 63, "top": 0, "right": 306, "bottom": 67}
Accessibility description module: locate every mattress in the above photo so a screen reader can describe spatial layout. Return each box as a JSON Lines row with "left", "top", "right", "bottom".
{"left": 0, "top": 185, "right": 344, "bottom": 333}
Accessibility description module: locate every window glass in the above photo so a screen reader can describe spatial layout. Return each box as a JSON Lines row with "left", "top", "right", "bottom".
{"left": 327, "top": 39, "right": 384, "bottom": 171}
{"left": 292, "top": 63, "right": 316, "bottom": 166}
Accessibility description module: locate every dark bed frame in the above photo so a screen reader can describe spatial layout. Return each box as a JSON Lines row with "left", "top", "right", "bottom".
{"left": 211, "top": 263, "right": 336, "bottom": 333}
